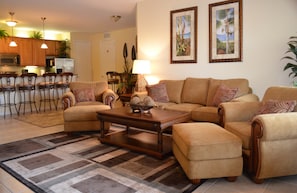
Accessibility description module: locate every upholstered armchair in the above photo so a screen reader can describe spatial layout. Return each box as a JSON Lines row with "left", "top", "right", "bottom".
{"left": 62, "top": 81, "right": 116, "bottom": 110}
{"left": 61, "top": 81, "right": 117, "bottom": 133}
{"left": 219, "top": 86, "right": 297, "bottom": 183}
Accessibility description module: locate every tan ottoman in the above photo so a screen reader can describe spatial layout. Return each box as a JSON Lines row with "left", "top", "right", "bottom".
{"left": 172, "top": 122, "right": 242, "bottom": 184}
{"left": 63, "top": 105, "right": 111, "bottom": 132}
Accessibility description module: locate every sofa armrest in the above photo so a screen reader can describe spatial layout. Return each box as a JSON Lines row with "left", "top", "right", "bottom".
{"left": 219, "top": 101, "right": 261, "bottom": 126}
{"left": 232, "top": 93, "right": 259, "bottom": 102}
{"left": 61, "top": 91, "right": 76, "bottom": 110}
{"left": 250, "top": 112, "right": 297, "bottom": 182}
{"left": 103, "top": 89, "right": 117, "bottom": 108}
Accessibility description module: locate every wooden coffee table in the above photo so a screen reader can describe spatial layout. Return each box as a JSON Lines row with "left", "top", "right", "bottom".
{"left": 97, "top": 107, "right": 190, "bottom": 159}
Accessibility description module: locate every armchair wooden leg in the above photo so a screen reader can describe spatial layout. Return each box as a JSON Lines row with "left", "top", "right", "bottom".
{"left": 190, "top": 179, "right": 201, "bottom": 184}
{"left": 226, "top": 176, "right": 237, "bottom": 182}
{"left": 252, "top": 176, "right": 264, "bottom": 184}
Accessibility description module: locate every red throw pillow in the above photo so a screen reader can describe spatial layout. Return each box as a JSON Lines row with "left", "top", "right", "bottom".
{"left": 212, "top": 84, "right": 238, "bottom": 106}
{"left": 73, "top": 88, "right": 95, "bottom": 102}
{"left": 256, "top": 100, "right": 297, "bottom": 115}
{"left": 146, "top": 83, "right": 169, "bottom": 102}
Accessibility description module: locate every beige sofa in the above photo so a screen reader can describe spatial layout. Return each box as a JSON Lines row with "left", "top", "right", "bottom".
{"left": 219, "top": 86, "right": 297, "bottom": 183}
{"left": 62, "top": 81, "right": 117, "bottom": 132}
{"left": 147, "top": 78, "right": 259, "bottom": 124}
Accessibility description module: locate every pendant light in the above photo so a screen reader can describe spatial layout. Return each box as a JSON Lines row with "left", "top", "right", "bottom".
{"left": 40, "top": 17, "right": 48, "bottom": 49}
{"left": 9, "top": 26, "right": 17, "bottom": 47}
{"left": 8, "top": 12, "right": 17, "bottom": 47}
{"left": 6, "top": 12, "right": 17, "bottom": 27}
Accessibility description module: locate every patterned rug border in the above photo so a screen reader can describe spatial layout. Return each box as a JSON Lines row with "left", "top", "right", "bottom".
{"left": 0, "top": 132, "right": 201, "bottom": 193}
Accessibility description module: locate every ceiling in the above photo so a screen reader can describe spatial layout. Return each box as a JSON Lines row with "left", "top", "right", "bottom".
{"left": 0, "top": 0, "right": 142, "bottom": 33}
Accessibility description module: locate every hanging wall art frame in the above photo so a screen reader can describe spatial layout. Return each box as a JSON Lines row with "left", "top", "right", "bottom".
{"left": 170, "top": 6, "right": 197, "bottom": 63}
{"left": 209, "top": 0, "right": 242, "bottom": 63}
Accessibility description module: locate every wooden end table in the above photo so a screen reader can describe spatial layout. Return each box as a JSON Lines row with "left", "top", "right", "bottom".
{"left": 97, "top": 107, "right": 190, "bottom": 159}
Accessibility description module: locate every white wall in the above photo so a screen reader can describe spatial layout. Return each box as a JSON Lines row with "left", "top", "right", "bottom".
{"left": 71, "top": 28, "right": 136, "bottom": 82}
{"left": 137, "top": 0, "right": 297, "bottom": 99}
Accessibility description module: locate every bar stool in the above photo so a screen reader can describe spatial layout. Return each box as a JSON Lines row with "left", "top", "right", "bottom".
{"left": 0, "top": 73, "right": 18, "bottom": 118}
{"left": 18, "top": 73, "right": 38, "bottom": 114}
{"left": 37, "top": 72, "right": 57, "bottom": 112}
{"left": 55, "top": 72, "right": 73, "bottom": 108}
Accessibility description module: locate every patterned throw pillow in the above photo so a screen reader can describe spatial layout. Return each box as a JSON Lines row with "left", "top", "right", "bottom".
{"left": 256, "top": 100, "right": 297, "bottom": 115}
{"left": 212, "top": 84, "right": 239, "bottom": 106}
{"left": 73, "top": 88, "right": 95, "bottom": 102}
{"left": 146, "top": 83, "right": 169, "bottom": 102}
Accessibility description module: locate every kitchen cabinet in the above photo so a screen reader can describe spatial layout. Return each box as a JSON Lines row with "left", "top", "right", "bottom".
{"left": 0, "top": 37, "right": 20, "bottom": 54}
{"left": 0, "top": 37, "right": 61, "bottom": 66}
{"left": 45, "top": 40, "right": 58, "bottom": 56}
{"left": 18, "top": 38, "right": 33, "bottom": 66}
{"left": 32, "top": 39, "right": 46, "bottom": 66}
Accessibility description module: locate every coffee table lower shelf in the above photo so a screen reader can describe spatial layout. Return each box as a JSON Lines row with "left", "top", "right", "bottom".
{"left": 99, "top": 129, "right": 172, "bottom": 159}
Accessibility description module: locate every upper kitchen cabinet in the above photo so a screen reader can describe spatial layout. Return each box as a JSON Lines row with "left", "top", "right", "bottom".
{"left": 0, "top": 37, "right": 61, "bottom": 66}
{"left": 45, "top": 40, "right": 60, "bottom": 56}
{"left": 18, "top": 38, "right": 46, "bottom": 66}
{"left": 32, "top": 39, "right": 46, "bottom": 66}
{"left": 18, "top": 38, "right": 33, "bottom": 66}
{"left": 0, "top": 37, "right": 20, "bottom": 54}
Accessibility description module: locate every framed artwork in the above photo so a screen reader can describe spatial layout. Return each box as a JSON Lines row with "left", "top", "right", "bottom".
{"left": 170, "top": 6, "right": 197, "bottom": 63}
{"left": 209, "top": 0, "right": 242, "bottom": 63}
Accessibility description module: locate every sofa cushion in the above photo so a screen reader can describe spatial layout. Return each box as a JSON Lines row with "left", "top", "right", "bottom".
{"left": 159, "top": 80, "right": 184, "bottom": 103}
{"left": 161, "top": 103, "right": 202, "bottom": 113}
{"left": 212, "top": 84, "right": 238, "bottom": 106}
{"left": 191, "top": 106, "right": 220, "bottom": 123}
{"left": 146, "top": 83, "right": 169, "bottom": 102}
{"left": 207, "top": 78, "right": 250, "bottom": 106}
{"left": 181, "top": 78, "right": 210, "bottom": 105}
{"left": 73, "top": 88, "right": 95, "bottom": 102}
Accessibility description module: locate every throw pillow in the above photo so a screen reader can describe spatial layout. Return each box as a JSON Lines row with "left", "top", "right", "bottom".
{"left": 256, "top": 100, "right": 297, "bottom": 115}
{"left": 212, "top": 84, "right": 239, "bottom": 106}
{"left": 146, "top": 83, "right": 169, "bottom": 103}
{"left": 73, "top": 88, "right": 95, "bottom": 102}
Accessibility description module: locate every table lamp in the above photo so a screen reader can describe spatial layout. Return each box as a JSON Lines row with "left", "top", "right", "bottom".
{"left": 132, "top": 60, "right": 151, "bottom": 92}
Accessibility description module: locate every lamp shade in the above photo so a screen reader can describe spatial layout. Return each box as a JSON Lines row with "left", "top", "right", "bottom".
{"left": 132, "top": 60, "right": 151, "bottom": 74}
{"left": 9, "top": 40, "right": 17, "bottom": 47}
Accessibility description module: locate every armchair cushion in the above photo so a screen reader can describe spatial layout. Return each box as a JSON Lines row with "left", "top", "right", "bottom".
{"left": 73, "top": 87, "right": 95, "bottom": 102}
{"left": 255, "top": 100, "right": 296, "bottom": 115}
{"left": 225, "top": 122, "right": 251, "bottom": 150}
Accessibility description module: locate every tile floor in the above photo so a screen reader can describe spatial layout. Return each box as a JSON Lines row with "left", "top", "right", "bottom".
{"left": 0, "top": 111, "right": 297, "bottom": 193}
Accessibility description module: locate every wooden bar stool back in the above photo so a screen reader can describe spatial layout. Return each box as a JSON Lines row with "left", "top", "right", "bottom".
{"left": 0, "top": 73, "right": 18, "bottom": 118}
{"left": 18, "top": 73, "right": 38, "bottom": 114}
{"left": 38, "top": 72, "right": 57, "bottom": 112}
{"left": 55, "top": 72, "right": 73, "bottom": 108}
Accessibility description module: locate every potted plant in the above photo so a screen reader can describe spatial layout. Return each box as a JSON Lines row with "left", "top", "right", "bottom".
{"left": 282, "top": 35, "right": 297, "bottom": 85}
{"left": 30, "top": 31, "right": 42, "bottom": 39}
{"left": 0, "top": 29, "right": 9, "bottom": 39}
{"left": 117, "top": 43, "right": 137, "bottom": 94}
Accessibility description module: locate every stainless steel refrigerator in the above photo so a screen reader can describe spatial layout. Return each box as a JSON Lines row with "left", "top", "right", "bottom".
{"left": 54, "top": 58, "right": 75, "bottom": 74}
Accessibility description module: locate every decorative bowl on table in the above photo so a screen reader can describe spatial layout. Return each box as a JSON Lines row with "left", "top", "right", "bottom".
{"left": 129, "top": 95, "right": 155, "bottom": 113}
{"left": 130, "top": 104, "right": 154, "bottom": 113}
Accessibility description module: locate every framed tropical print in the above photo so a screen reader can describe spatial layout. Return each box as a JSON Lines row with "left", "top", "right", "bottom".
{"left": 209, "top": 0, "right": 242, "bottom": 63}
{"left": 170, "top": 6, "right": 197, "bottom": 63}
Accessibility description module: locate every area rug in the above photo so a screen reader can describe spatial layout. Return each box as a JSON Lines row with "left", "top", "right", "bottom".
{"left": 15, "top": 111, "right": 64, "bottom": 128}
{"left": 0, "top": 132, "right": 200, "bottom": 193}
